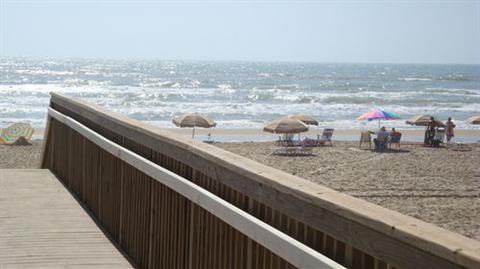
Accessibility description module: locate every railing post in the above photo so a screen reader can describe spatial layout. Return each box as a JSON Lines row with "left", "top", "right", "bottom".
{"left": 119, "top": 136, "right": 125, "bottom": 245}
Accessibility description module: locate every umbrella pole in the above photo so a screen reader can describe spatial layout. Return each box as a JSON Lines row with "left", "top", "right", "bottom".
{"left": 192, "top": 126, "right": 195, "bottom": 139}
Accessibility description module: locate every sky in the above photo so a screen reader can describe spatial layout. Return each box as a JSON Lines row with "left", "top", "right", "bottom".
{"left": 1, "top": 0, "right": 479, "bottom": 64}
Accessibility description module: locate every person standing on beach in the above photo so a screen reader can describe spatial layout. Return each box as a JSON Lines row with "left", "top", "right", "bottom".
{"left": 446, "top": 117, "right": 456, "bottom": 142}
{"left": 425, "top": 116, "right": 438, "bottom": 145}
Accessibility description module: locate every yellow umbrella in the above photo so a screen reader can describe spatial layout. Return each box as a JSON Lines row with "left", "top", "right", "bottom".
{"left": 467, "top": 115, "right": 480, "bottom": 124}
{"left": 172, "top": 113, "right": 216, "bottom": 138}
{"left": 284, "top": 114, "right": 319, "bottom": 126}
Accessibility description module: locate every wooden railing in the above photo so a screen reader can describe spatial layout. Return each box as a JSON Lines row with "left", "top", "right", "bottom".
{"left": 42, "top": 93, "right": 480, "bottom": 269}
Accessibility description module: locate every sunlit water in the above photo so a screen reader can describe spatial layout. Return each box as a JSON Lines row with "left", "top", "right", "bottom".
{"left": 1, "top": 58, "right": 479, "bottom": 132}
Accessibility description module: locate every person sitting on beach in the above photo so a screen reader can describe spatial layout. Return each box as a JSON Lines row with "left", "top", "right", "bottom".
{"left": 391, "top": 127, "right": 401, "bottom": 136}
{"left": 374, "top": 126, "right": 389, "bottom": 149}
{"left": 446, "top": 117, "right": 456, "bottom": 142}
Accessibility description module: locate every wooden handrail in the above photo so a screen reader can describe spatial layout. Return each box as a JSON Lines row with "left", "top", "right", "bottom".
{"left": 47, "top": 107, "right": 343, "bottom": 269}
{"left": 45, "top": 92, "right": 480, "bottom": 269}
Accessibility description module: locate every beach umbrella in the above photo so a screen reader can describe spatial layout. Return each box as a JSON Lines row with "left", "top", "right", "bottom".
{"left": 467, "top": 115, "right": 480, "bottom": 124}
{"left": 263, "top": 118, "right": 309, "bottom": 134}
{"left": 406, "top": 115, "right": 446, "bottom": 127}
{"left": 172, "top": 112, "right": 216, "bottom": 138}
{"left": 0, "top": 123, "right": 35, "bottom": 144}
{"left": 405, "top": 115, "right": 432, "bottom": 126}
{"left": 357, "top": 109, "right": 400, "bottom": 127}
{"left": 284, "top": 114, "right": 319, "bottom": 126}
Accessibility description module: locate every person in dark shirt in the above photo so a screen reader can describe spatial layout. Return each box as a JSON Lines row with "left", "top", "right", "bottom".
{"left": 425, "top": 116, "right": 437, "bottom": 145}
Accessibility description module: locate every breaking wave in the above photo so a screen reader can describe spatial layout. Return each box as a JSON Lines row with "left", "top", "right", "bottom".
{"left": 1, "top": 58, "right": 479, "bottom": 130}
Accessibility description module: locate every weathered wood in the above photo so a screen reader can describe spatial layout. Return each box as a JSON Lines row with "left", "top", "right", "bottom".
{"left": 0, "top": 169, "right": 132, "bottom": 268}
{"left": 46, "top": 107, "right": 342, "bottom": 269}
{"left": 46, "top": 92, "right": 480, "bottom": 269}
{"left": 39, "top": 115, "right": 51, "bottom": 168}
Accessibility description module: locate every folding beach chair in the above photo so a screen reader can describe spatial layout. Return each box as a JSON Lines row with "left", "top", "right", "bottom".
{"left": 359, "top": 132, "right": 372, "bottom": 149}
{"left": 389, "top": 133, "right": 402, "bottom": 149}
{"left": 299, "top": 146, "right": 313, "bottom": 156}
{"left": 374, "top": 135, "right": 388, "bottom": 151}
{"left": 318, "top": 128, "right": 334, "bottom": 146}
{"left": 432, "top": 128, "right": 445, "bottom": 147}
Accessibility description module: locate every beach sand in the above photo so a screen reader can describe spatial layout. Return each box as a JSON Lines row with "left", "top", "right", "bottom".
{"left": 215, "top": 141, "right": 480, "bottom": 240}
{"left": 2, "top": 139, "right": 479, "bottom": 240}
{"left": 32, "top": 127, "right": 480, "bottom": 140}
{"left": 165, "top": 128, "right": 480, "bottom": 137}
{"left": 0, "top": 141, "right": 43, "bottom": 168}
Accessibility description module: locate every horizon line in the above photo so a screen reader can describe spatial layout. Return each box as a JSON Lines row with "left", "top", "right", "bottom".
{"left": 1, "top": 55, "right": 479, "bottom": 66}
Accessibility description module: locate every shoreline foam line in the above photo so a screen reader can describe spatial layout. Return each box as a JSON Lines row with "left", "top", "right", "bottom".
{"left": 47, "top": 107, "right": 344, "bottom": 269}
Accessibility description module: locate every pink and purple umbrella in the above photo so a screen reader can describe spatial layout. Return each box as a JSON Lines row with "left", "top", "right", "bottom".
{"left": 357, "top": 109, "right": 400, "bottom": 127}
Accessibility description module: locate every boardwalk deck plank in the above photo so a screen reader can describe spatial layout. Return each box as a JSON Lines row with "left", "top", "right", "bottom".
{"left": 0, "top": 169, "right": 132, "bottom": 268}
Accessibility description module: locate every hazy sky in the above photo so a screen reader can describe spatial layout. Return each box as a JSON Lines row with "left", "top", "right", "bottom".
{"left": 1, "top": 0, "right": 479, "bottom": 64}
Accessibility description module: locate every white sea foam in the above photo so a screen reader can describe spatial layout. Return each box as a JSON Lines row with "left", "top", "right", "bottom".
{"left": 398, "top": 77, "right": 433, "bottom": 81}
{"left": 14, "top": 69, "right": 75, "bottom": 76}
{"left": 1, "top": 59, "right": 479, "bottom": 131}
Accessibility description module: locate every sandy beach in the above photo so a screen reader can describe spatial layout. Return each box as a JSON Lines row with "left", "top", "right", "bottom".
{"left": 31, "top": 127, "right": 480, "bottom": 143}
{"left": 0, "top": 141, "right": 43, "bottom": 168}
{"left": 2, "top": 137, "right": 479, "bottom": 240}
{"left": 214, "top": 141, "right": 480, "bottom": 240}
{"left": 165, "top": 128, "right": 480, "bottom": 138}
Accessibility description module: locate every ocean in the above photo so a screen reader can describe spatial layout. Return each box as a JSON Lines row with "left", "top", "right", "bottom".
{"left": 1, "top": 58, "right": 479, "bottom": 131}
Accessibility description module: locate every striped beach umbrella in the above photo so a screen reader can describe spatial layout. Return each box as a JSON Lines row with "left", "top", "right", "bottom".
{"left": 357, "top": 109, "right": 400, "bottom": 127}
{"left": 0, "top": 123, "right": 35, "bottom": 144}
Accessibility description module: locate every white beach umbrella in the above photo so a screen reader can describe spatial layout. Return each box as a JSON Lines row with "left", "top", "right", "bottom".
{"left": 405, "top": 115, "right": 432, "bottom": 126}
{"left": 172, "top": 112, "right": 216, "bottom": 138}
{"left": 406, "top": 115, "right": 446, "bottom": 127}
{"left": 284, "top": 114, "right": 319, "bottom": 126}
{"left": 467, "top": 115, "right": 480, "bottom": 125}
{"left": 263, "top": 118, "right": 309, "bottom": 134}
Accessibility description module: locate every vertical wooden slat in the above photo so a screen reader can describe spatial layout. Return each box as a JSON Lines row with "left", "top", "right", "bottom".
{"left": 352, "top": 248, "right": 364, "bottom": 269}
{"left": 377, "top": 260, "right": 388, "bottom": 269}
{"left": 325, "top": 235, "right": 335, "bottom": 259}
{"left": 335, "top": 240, "right": 347, "bottom": 266}
{"left": 364, "top": 253, "right": 375, "bottom": 269}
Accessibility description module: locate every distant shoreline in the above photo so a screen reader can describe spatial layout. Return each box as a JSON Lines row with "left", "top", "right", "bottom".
{"left": 32, "top": 127, "right": 480, "bottom": 143}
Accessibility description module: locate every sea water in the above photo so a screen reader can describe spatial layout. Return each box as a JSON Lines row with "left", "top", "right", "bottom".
{"left": 1, "top": 58, "right": 479, "bottom": 131}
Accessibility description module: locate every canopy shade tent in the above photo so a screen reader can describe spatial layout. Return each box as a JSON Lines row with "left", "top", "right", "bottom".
{"left": 263, "top": 119, "right": 309, "bottom": 134}
{"left": 0, "top": 123, "right": 35, "bottom": 144}
{"left": 405, "top": 115, "right": 446, "bottom": 127}
{"left": 284, "top": 114, "right": 319, "bottom": 126}
{"left": 172, "top": 112, "right": 216, "bottom": 138}
{"left": 467, "top": 116, "right": 480, "bottom": 125}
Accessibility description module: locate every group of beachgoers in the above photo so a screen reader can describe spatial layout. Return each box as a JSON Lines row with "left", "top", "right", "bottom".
{"left": 424, "top": 116, "right": 456, "bottom": 146}
{"left": 372, "top": 127, "right": 402, "bottom": 149}
{"left": 373, "top": 116, "right": 456, "bottom": 149}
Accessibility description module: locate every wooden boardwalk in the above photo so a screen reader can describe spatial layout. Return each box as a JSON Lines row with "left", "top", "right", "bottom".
{"left": 0, "top": 169, "right": 132, "bottom": 268}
